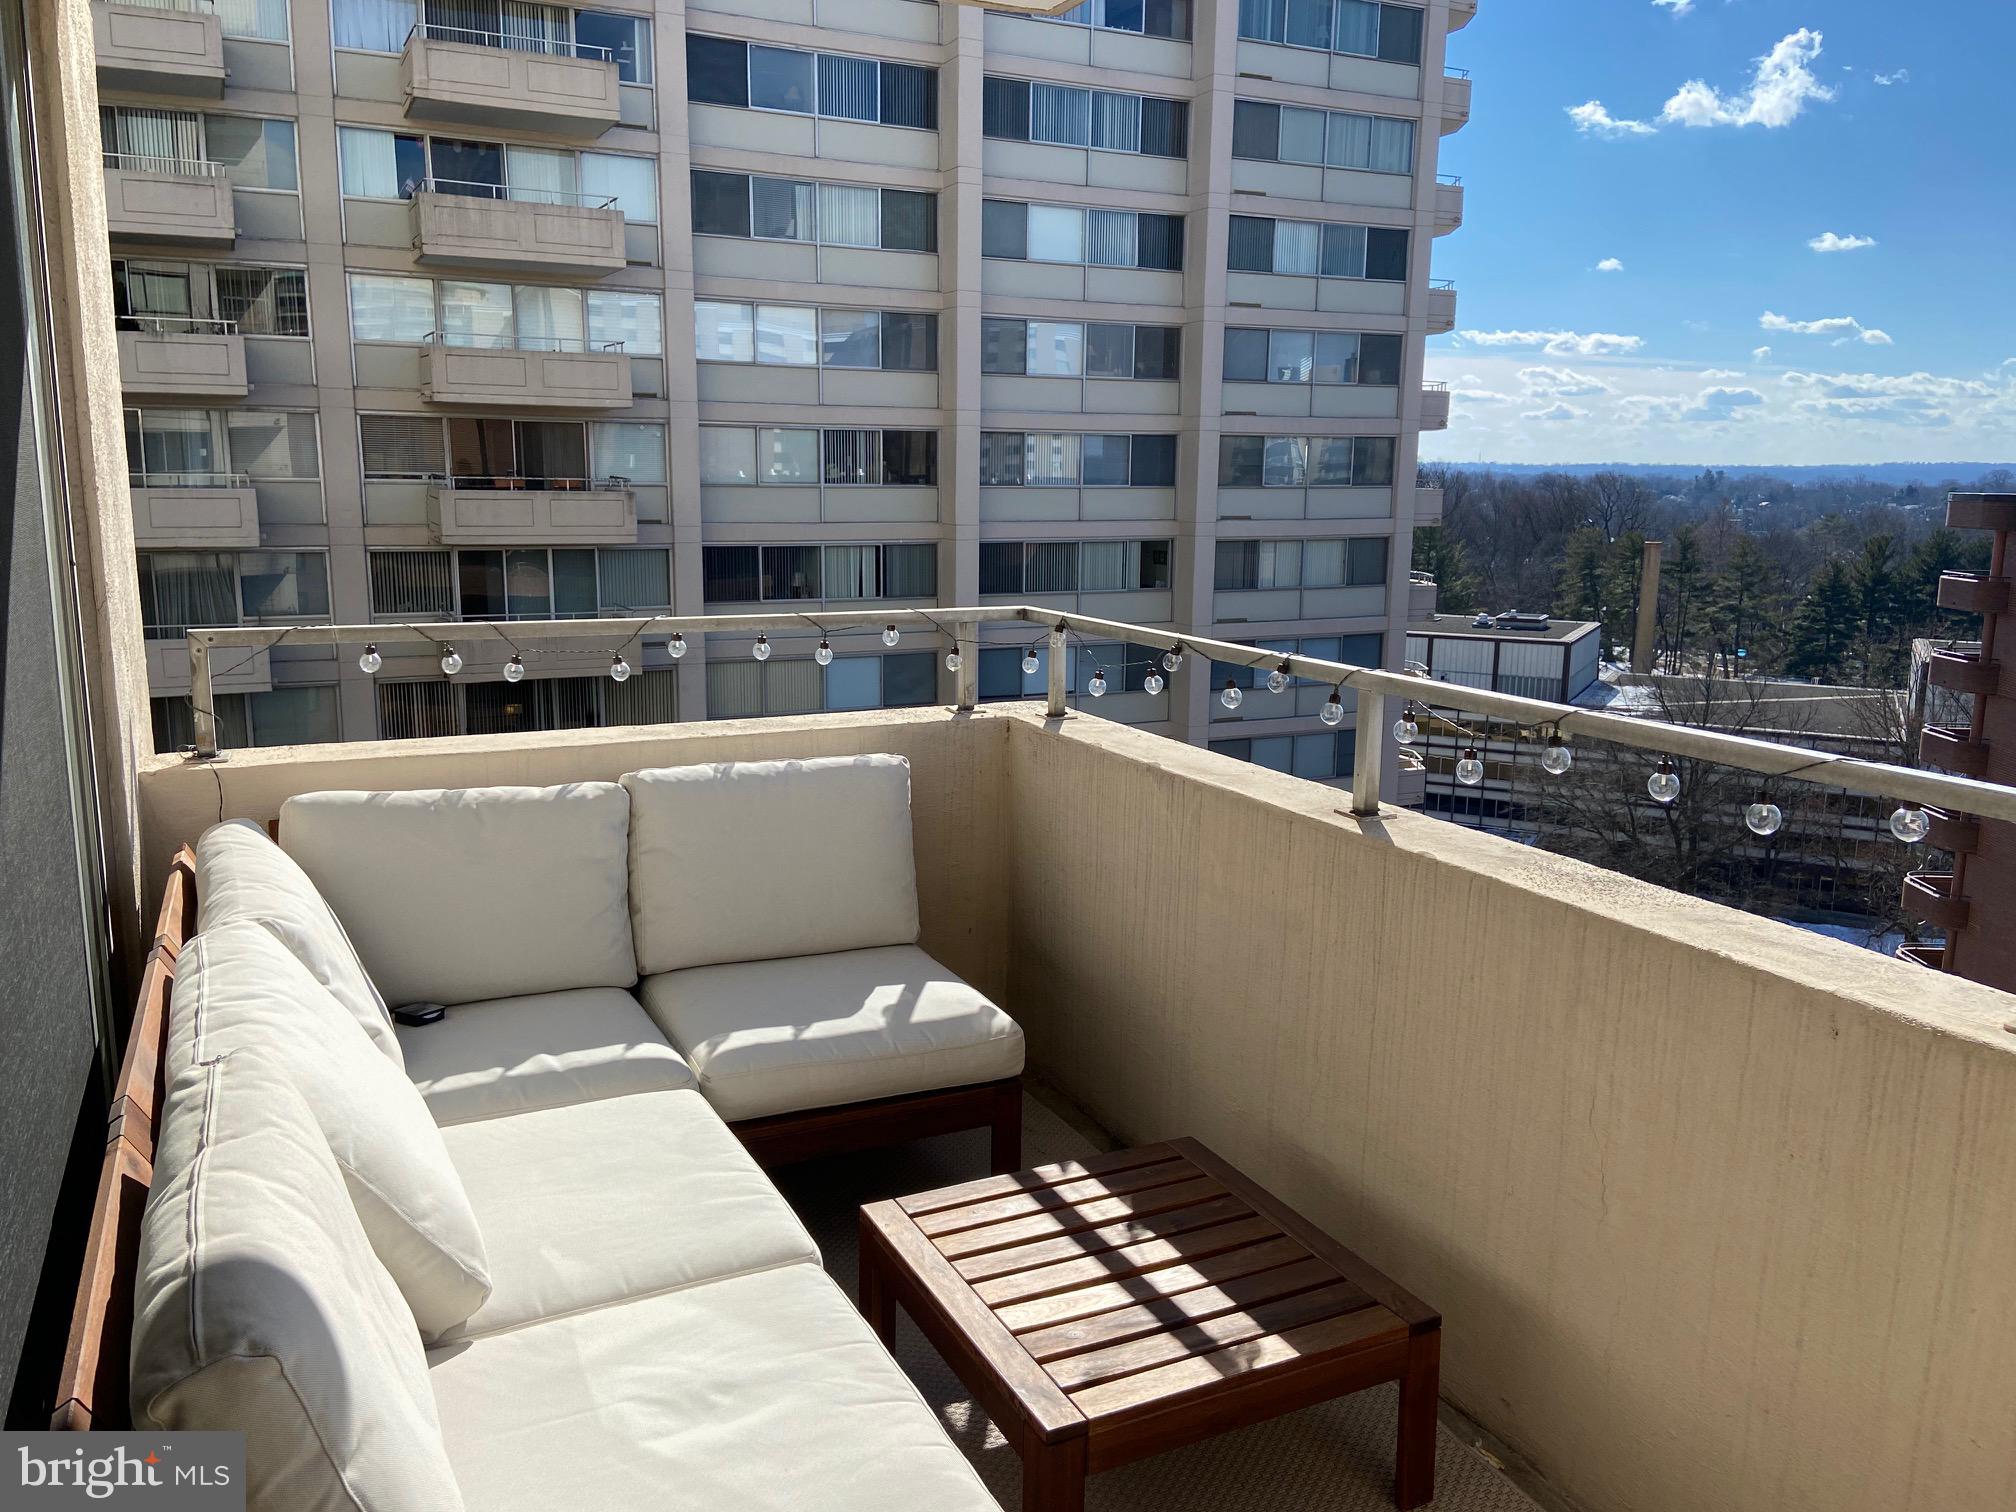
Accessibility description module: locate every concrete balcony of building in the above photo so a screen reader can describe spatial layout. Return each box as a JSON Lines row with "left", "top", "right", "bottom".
{"left": 1426, "top": 279, "right": 1457, "bottom": 334}
{"left": 411, "top": 186, "right": 627, "bottom": 277}
{"left": 1440, "top": 70, "right": 1472, "bottom": 135}
{"left": 1449, "top": 0, "right": 1478, "bottom": 30}
{"left": 91, "top": 0, "right": 225, "bottom": 97}
{"left": 1414, "top": 484, "right": 1445, "bottom": 526}
{"left": 400, "top": 23, "right": 622, "bottom": 137}
{"left": 1902, "top": 872, "right": 1970, "bottom": 933}
{"left": 1926, "top": 645, "right": 1999, "bottom": 697}
{"left": 426, "top": 478, "right": 638, "bottom": 545}
{"left": 1935, "top": 570, "right": 2008, "bottom": 616}
{"left": 1920, "top": 722, "right": 1990, "bottom": 777}
{"left": 1945, "top": 491, "right": 2016, "bottom": 532}
{"left": 101, "top": 154, "right": 235, "bottom": 247}
{"left": 1407, "top": 570, "right": 1438, "bottom": 617}
{"left": 130, "top": 609, "right": 2016, "bottom": 1512}
{"left": 1923, "top": 805, "right": 1981, "bottom": 855}
{"left": 1420, "top": 382, "right": 1451, "bottom": 430}
{"left": 144, "top": 636, "right": 269, "bottom": 694}
{"left": 421, "top": 339, "right": 633, "bottom": 409}
{"left": 1433, "top": 175, "right": 1464, "bottom": 236}
{"left": 116, "top": 318, "right": 247, "bottom": 401}
{"left": 128, "top": 472, "right": 260, "bottom": 548}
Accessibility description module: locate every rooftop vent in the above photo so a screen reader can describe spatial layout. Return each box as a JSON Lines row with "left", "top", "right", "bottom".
{"left": 1495, "top": 612, "right": 1553, "bottom": 632}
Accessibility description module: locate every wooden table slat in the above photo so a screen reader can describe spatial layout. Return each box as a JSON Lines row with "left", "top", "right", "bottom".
{"left": 1044, "top": 1282, "right": 1384, "bottom": 1393}
{"left": 896, "top": 1142, "right": 1180, "bottom": 1218}
{"left": 973, "top": 1218, "right": 1286, "bottom": 1308}
{"left": 993, "top": 1237, "right": 1313, "bottom": 1335}
{"left": 1066, "top": 1306, "right": 1411, "bottom": 1421}
{"left": 1018, "top": 1257, "right": 1356, "bottom": 1364}
{"left": 951, "top": 1195, "right": 1257, "bottom": 1284}
{"left": 932, "top": 1176, "right": 1231, "bottom": 1261}
{"left": 913, "top": 1158, "right": 1202, "bottom": 1239}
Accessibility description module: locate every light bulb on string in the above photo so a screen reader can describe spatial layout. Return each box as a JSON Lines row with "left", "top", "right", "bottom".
{"left": 1540, "top": 734, "right": 1573, "bottom": 776}
{"left": 609, "top": 654, "right": 632, "bottom": 683}
{"left": 1456, "top": 747, "right": 1484, "bottom": 786}
{"left": 1161, "top": 645, "right": 1183, "bottom": 674}
{"left": 1744, "top": 792, "right": 1783, "bottom": 838}
{"left": 881, "top": 624, "right": 900, "bottom": 647}
{"left": 1020, "top": 648, "right": 1040, "bottom": 676}
{"left": 1319, "top": 690, "right": 1345, "bottom": 727}
{"left": 503, "top": 655, "right": 525, "bottom": 684}
{"left": 1143, "top": 668, "right": 1166, "bottom": 696}
{"left": 1647, "top": 758, "right": 1681, "bottom": 805}
{"left": 945, "top": 648, "right": 963, "bottom": 673}
{"left": 1392, "top": 701, "right": 1419, "bottom": 746}
{"left": 1888, "top": 804, "right": 1931, "bottom": 844}
{"left": 1088, "top": 667, "right": 1108, "bottom": 697}
{"left": 752, "top": 634, "right": 771, "bottom": 661}
{"left": 1266, "top": 660, "right": 1291, "bottom": 695}
{"left": 358, "top": 643, "right": 382, "bottom": 675}
{"left": 667, "top": 632, "right": 687, "bottom": 659}
{"left": 815, "top": 639, "right": 834, "bottom": 666}
{"left": 439, "top": 646, "right": 463, "bottom": 677}
{"left": 1220, "top": 678, "right": 1243, "bottom": 710}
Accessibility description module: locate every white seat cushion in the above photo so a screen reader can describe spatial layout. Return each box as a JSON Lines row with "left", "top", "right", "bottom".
{"left": 171, "top": 923, "right": 491, "bottom": 1341}
{"left": 427, "top": 1264, "right": 997, "bottom": 1512}
{"left": 623, "top": 755, "right": 919, "bottom": 974}
{"left": 434, "top": 1087, "right": 818, "bottom": 1342}
{"left": 134, "top": 1051, "right": 466, "bottom": 1512}
{"left": 398, "top": 987, "right": 695, "bottom": 1126}
{"left": 281, "top": 782, "right": 636, "bottom": 1009}
{"left": 638, "top": 945, "right": 1024, "bottom": 1121}
{"left": 196, "top": 817, "right": 400, "bottom": 1065}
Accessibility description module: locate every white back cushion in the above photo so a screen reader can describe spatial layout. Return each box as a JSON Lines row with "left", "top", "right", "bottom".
{"left": 132, "top": 1051, "right": 467, "bottom": 1512}
{"left": 196, "top": 818, "right": 401, "bottom": 1065}
{"left": 280, "top": 783, "right": 636, "bottom": 1007}
{"left": 172, "top": 922, "right": 491, "bottom": 1341}
{"left": 623, "top": 755, "right": 920, "bottom": 975}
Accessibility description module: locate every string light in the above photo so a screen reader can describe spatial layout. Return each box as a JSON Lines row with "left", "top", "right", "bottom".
{"left": 1162, "top": 644, "right": 1184, "bottom": 673}
{"left": 1888, "top": 803, "right": 1931, "bottom": 844}
{"left": 1744, "top": 792, "right": 1783, "bottom": 837}
{"left": 668, "top": 632, "right": 687, "bottom": 659}
{"left": 1392, "top": 701, "right": 1419, "bottom": 746}
{"left": 752, "top": 634, "right": 771, "bottom": 661}
{"left": 946, "top": 647, "right": 963, "bottom": 672}
{"left": 1220, "top": 677, "right": 1243, "bottom": 710}
{"left": 503, "top": 654, "right": 525, "bottom": 684}
{"left": 1143, "top": 667, "right": 1166, "bottom": 695}
{"left": 1540, "top": 733, "right": 1573, "bottom": 775}
{"left": 815, "top": 639, "right": 834, "bottom": 665}
{"left": 1647, "top": 758, "right": 1681, "bottom": 805}
{"left": 1020, "top": 648, "right": 1040, "bottom": 676}
{"left": 609, "top": 653, "right": 631, "bottom": 683}
{"left": 358, "top": 643, "right": 381, "bottom": 675}
{"left": 1088, "top": 667, "right": 1108, "bottom": 697}
{"left": 1319, "top": 689, "right": 1345, "bottom": 726}
{"left": 439, "top": 646, "right": 463, "bottom": 676}
{"left": 1456, "top": 747, "right": 1484, "bottom": 786}
{"left": 881, "top": 624, "right": 900, "bottom": 647}
{"left": 1266, "top": 659, "right": 1292, "bottom": 695}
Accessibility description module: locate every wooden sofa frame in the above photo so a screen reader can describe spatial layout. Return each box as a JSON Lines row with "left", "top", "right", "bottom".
{"left": 51, "top": 843, "right": 1021, "bottom": 1431}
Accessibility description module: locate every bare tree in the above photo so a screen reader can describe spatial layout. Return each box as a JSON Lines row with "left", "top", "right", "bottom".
{"left": 1584, "top": 471, "right": 1658, "bottom": 542}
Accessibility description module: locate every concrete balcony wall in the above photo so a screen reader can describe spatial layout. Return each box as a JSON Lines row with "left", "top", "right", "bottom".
{"left": 426, "top": 484, "right": 637, "bottom": 544}
{"left": 91, "top": 0, "right": 225, "bottom": 96}
{"left": 1450, "top": 0, "right": 1478, "bottom": 31}
{"left": 102, "top": 164, "right": 235, "bottom": 246}
{"left": 1434, "top": 179, "right": 1464, "bottom": 234}
{"left": 1420, "top": 387, "right": 1451, "bottom": 429}
{"left": 1441, "top": 74, "right": 1473, "bottom": 134}
{"left": 131, "top": 704, "right": 2016, "bottom": 1512}
{"left": 1415, "top": 484, "right": 1445, "bottom": 525}
{"left": 420, "top": 343, "right": 633, "bottom": 409}
{"left": 401, "top": 34, "right": 622, "bottom": 136}
{"left": 130, "top": 483, "right": 260, "bottom": 546}
{"left": 116, "top": 327, "right": 248, "bottom": 399}
{"left": 1426, "top": 284, "right": 1457, "bottom": 333}
{"left": 411, "top": 192, "right": 627, "bottom": 277}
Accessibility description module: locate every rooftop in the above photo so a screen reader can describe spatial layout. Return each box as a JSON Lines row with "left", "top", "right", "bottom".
{"left": 1407, "top": 614, "right": 1600, "bottom": 644}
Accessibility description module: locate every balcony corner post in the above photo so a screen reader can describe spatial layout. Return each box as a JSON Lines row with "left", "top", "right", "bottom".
{"left": 1351, "top": 688, "right": 1384, "bottom": 816}
{"left": 1046, "top": 626, "right": 1068, "bottom": 718}
{"left": 189, "top": 636, "right": 219, "bottom": 758}
{"left": 954, "top": 619, "right": 978, "bottom": 710}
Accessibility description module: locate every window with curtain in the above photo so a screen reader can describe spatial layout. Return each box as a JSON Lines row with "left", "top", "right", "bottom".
{"left": 751, "top": 176, "right": 815, "bottom": 241}
{"left": 581, "top": 152, "right": 656, "bottom": 221}
{"left": 215, "top": 267, "right": 307, "bottom": 336}
{"left": 982, "top": 77, "right": 1029, "bottom": 141}
{"left": 880, "top": 189, "right": 935, "bottom": 252}
{"left": 211, "top": 0, "right": 290, "bottom": 40}
{"left": 761, "top": 545, "right": 821, "bottom": 599}
{"left": 1031, "top": 84, "right": 1091, "bottom": 147}
{"left": 338, "top": 126, "right": 423, "bottom": 197}
{"left": 1326, "top": 113, "right": 1373, "bottom": 170}
{"left": 516, "top": 287, "right": 584, "bottom": 349}
{"left": 1079, "top": 541, "right": 1135, "bottom": 591}
{"left": 204, "top": 115, "right": 297, "bottom": 191}
{"left": 591, "top": 423, "right": 665, "bottom": 484}
{"left": 574, "top": 12, "right": 651, "bottom": 83}
{"left": 361, "top": 416, "right": 445, "bottom": 480}
{"left": 101, "top": 106, "right": 201, "bottom": 167}
{"left": 501, "top": 547, "right": 552, "bottom": 618}
{"left": 1280, "top": 106, "right": 1326, "bottom": 164}
{"left": 1227, "top": 215, "right": 1273, "bottom": 273}
{"left": 1273, "top": 220, "right": 1320, "bottom": 275}
{"left": 607, "top": 670, "right": 677, "bottom": 727}
{"left": 817, "top": 54, "right": 878, "bottom": 121}
{"left": 817, "top": 185, "right": 878, "bottom": 248}
{"left": 1028, "top": 204, "right": 1085, "bottom": 264}
{"left": 440, "top": 281, "right": 514, "bottom": 347}
{"left": 1024, "top": 433, "right": 1079, "bottom": 485}
{"left": 1321, "top": 222, "right": 1368, "bottom": 278}
{"left": 1302, "top": 539, "right": 1346, "bottom": 588}
{"left": 878, "top": 63, "right": 936, "bottom": 129}
{"left": 598, "top": 547, "right": 670, "bottom": 610}
{"left": 979, "top": 433, "right": 1024, "bottom": 487}
{"left": 820, "top": 309, "right": 880, "bottom": 369}
{"left": 1025, "top": 542, "right": 1079, "bottom": 593}
{"left": 1334, "top": 0, "right": 1380, "bottom": 56}
{"left": 586, "top": 290, "right": 661, "bottom": 353}
{"left": 706, "top": 660, "right": 763, "bottom": 718}
{"left": 1086, "top": 210, "right": 1135, "bottom": 268}
{"left": 138, "top": 552, "right": 238, "bottom": 637}
{"left": 765, "top": 658, "right": 823, "bottom": 715}
{"left": 1368, "top": 116, "right": 1415, "bottom": 173}
{"left": 506, "top": 145, "right": 577, "bottom": 204}
{"left": 1283, "top": 0, "right": 1330, "bottom": 49}
{"left": 823, "top": 545, "right": 878, "bottom": 600}
{"left": 127, "top": 409, "right": 218, "bottom": 480}
{"left": 1136, "top": 214, "right": 1182, "bottom": 271}
{"left": 1139, "top": 98, "right": 1186, "bottom": 158}
{"left": 822, "top": 430, "right": 879, "bottom": 487}
{"left": 377, "top": 681, "right": 458, "bottom": 740}
{"left": 979, "top": 542, "right": 1023, "bottom": 594}
{"left": 367, "top": 548, "right": 452, "bottom": 616}
{"left": 226, "top": 411, "right": 318, "bottom": 479}
{"left": 500, "top": 1, "right": 568, "bottom": 53}
{"left": 1094, "top": 92, "right": 1140, "bottom": 152}
{"left": 754, "top": 305, "right": 817, "bottom": 366}
{"left": 1231, "top": 100, "right": 1278, "bottom": 161}
{"left": 882, "top": 544, "right": 936, "bottom": 598}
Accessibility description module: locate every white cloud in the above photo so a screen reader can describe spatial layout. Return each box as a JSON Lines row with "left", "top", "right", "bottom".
{"left": 1682, "top": 387, "right": 1766, "bottom": 422}
{"left": 1652, "top": 0, "right": 1694, "bottom": 14}
{"left": 1874, "top": 68, "right": 1910, "bottom": 86}
{"left": 1458, "top": 329, "right": 1646, "bottom": 357}
{"left": 1779, "top": 370, "right": 1997, "bottom": 401}
{"left": 1701, "top": 368, "right": 1745, "bottom": 380}
{"left": 1662, "top": 29, "right": 1836, "bottom": 129}
{"left": 1759, "top": 311, "right": 1893, "bottom": 345}
{"left": 1753, "top": 345, "right": 1773, "bottom": 361}
{"left": 1808, "top": 232, "right": 1877, "bottom": 253}
{"left": 1568, "top": 100, "right": 1656, "bottom": 137}
{"left": 1595, "top": 257, "right": 1625, "bottom": 273}
{"left": 1521, "top": 402, "right": 1588, "bottom": 423}
{"left": 1519, "top": 366, "right": 1612, "bottom": 399}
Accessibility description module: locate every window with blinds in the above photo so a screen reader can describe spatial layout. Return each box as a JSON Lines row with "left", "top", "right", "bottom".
{"left": 361, "top": 415, "right": 447, "bottom": 480}
{"left": 215, "top": 266, "right": 309, "bottom": 336}
{"left": 376, "top": 680, "right": 458, "bottom": 740}
{"left": 369, "top": 549, "right": 455, "bottom": 618}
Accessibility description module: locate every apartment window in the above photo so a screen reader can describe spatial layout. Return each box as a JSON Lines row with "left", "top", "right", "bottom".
{"left": 586, "top": 290, "right": 663, "bottom": 354}
{"left": 1213, "top": 733, "right": 1356, "bottom": 779}
{"left": 212, "top": 266, "right": 308, "bottom": 336}
{"left": 574, "top": 12, "right": 652, "bottom": 83}
{"left": 983, "top": 319, "right": 1178, "bottom": 381}
{"left": 346, "top": 274, "right": 658, "bottom": 351}
{"left": 701, "top": 543, "right": 939, "bottom": 603}
{"left": 1223, "top": 329, "right": 1403, "bottom": 385}
{"left": 1215, "top": 537, "right": 1386, "bottom": 589}
{"left": 690, "top": 172, "right": 937, "bottom": 253}
{"left": 137, "top": 551, "right": 238, "bottom": 637}
{"left": 1044, "top": 0, "right": 1191, "bottom": 40}
{"left": 125, "top": 407, "right": 316, "bottom": 482}
{"left": 337, "top": 126, "right": 427, "bottom": 198}
{"left": 1219, "top": 434, "right": 1396, "bottom": 487}
{"left": 982, "top": 200, "right": 1182, "bottom": 271}
{"left": 225, "top": 411, "right": 319, "bottom": 480}
{"left": 1228, "top": 216, "right": 1408, "bottom": 281}
{"left": 333, "top": 0, "right": 415, "bottom": 52}
{"left": 100, "top": 108, "right": 297, "bottom": 190}
{"left": 154, "top": 685, "right": 339, "bottom": 754}
{"left": 580, "top": 152, "right": 655, "bottom": 221}
{"left": 1214, "top": 632, "right": 1382, "bottom": 691}
{"left": 980, "top": 432, "right": 1176, "bottom": 488}
{"left": 1237, "top": 0, "right": 1424, "bottom": 65}
{"left": 695, "top": 303, "right": 936, "bottom": 372}
{"left": 979, "top": 540, "right": 1170, "bottom": 594}
{"left": 360, "top": 415, "right": 447, "bottom": 480}
{"left": 1233, "top": 101, "right": 1415, "bottom": 174}
{"left": 369, "top": 546, "right": 665, "bottom": 619}
{"left": 708, "top": 649, "right": 935, "bottom": 720}
{"left": 699, "top": 427, "right": 936, "bottom": 487}
{"left": 982, "top": 77, "right": 1187, "bottom": 158}
{"left": 593, "top": 422, "right": 665, "bottom": 484}
{"left": 210, "top": 0, "right": 289, "bottom": 41}
{"left": 685, "top": 38, "right": 938, "bottom": 129}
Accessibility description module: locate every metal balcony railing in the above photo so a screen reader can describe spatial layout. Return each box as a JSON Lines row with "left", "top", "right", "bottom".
{"left": 407, "top": 21, "right": 613, "bottom": 60}
{"left": 103, "top": 151, "right": 227, "bottom": 177}
{"left": 175, "top": 608, "right": 2016, "bottom": 834}
{"left": 422, "top": 331, "right": 626, "bottom": 353}
{"left": 129, "top": 469, "right": 251, "bottom": 488}
{"left": 123, "top": 315, "right": 240, "bottom": 336}
{"left": 419, "top": 177, "right": 619, "bottom": 209}
{"left": 1429, "top": 277, "right": 1456, "bottom": 291}
{"left": 435, "top": 474, "right": 632, "bottom": 490}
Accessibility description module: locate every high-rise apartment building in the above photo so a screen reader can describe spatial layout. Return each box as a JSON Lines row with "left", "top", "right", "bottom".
{"left": 105, "top": 0, "right": 1467, "bottom": 774}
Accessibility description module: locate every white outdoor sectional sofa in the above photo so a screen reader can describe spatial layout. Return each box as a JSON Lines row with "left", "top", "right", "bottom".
{"left": 80, "top": 754, "right": 1028, "bottom": 1511}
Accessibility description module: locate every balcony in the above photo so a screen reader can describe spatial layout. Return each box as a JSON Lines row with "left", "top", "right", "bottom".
{"left": 91, "top": 0, "right": 224, "bottom": 97}
{"left": 131, "top": 610, "right": 2016, "bottom": 1512}
{"left": 1926, "top": 646, "right": 1999, "bottom": 697}
{"left": 426, "top": 478, "right": 638, "bottom": 545}
{"left": 1407, "top": 569, "right": 1437, "bottom": 616}
{"left": 1449, "top": 0, "right": 1477, "bottom": 30}
{"left": 1901, "top": 872, "right": 1970, "bottom": 933}
{"left": 1935, "top": 570, "right": 2008, "bottom": 615}
{"left": 411, "top": 186, "right": 626, "bottom": 277}
{"left": 1433, "top": 175, "right": 1464, "bottom": 235}
{"left": 1945, "top": 491, "right": 2016, "bottom": 532}
{"left": 400, "top": 23, "right": 622, "bottom": 138}
{"left": 128, "top": 472, "right": 260, "bottom": 547}
{"left": 1924, "top": 805, "right": 1981, "bottom": 855}
{"left": 101, "top": 153, "right": 234, "bottom": 247}
{"left": 1415, "top": 485, "right": 1445, "bottom": 526}
{"left": 1920, "top": 722, "right": 1990, "bottom": 777}
{"left": 1426, "top": 279, "right": 1456, "bottom": 333}
{"left": 421, "top": 339, "right": 633, "bottom": 409}
{"left": 1420, "top": 382, "right": 1451, "bottom": 430}
{"left": 1441, "top": 70, "right": 1472, "bottom": 135}
{"left": 116, "top": 318, "right": 247, "bottom": 400}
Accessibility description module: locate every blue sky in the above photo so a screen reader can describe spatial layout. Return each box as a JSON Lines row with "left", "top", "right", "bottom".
{"left": 1422, "top": 0, "right": 2016, "bottom": 466}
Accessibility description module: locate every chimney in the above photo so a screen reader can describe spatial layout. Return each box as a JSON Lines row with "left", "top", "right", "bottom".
{"left": 1633, "top": 540, "right": 1662, "bottom": 673}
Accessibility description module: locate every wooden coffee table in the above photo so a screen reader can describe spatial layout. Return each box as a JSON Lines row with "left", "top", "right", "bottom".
{"left": 858, "top": 1137, "right": 1441, "bottom": 1511}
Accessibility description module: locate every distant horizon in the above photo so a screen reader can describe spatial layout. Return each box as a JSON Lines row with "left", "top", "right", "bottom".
{"left": 1429, "top": 460, "right": 2014, "bottom": 481}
